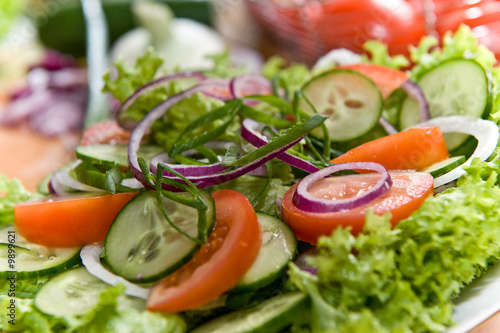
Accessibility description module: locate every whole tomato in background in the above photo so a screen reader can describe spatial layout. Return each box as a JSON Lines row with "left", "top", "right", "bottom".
{"left": 245, "top": 0, "right": 500, "bottom": 64}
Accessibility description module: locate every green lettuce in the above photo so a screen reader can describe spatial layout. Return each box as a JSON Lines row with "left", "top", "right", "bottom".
{"left": 0, "top": 285, "right": 186, "bottom": 333}
{"left": 289, "top": 146, "right": 500, "bottom": 332}
{"left": 0, "top": 175, "right": 41, "bottom": 227}
{"left": 0, "top": 0, "right": 24, "bottom": 39}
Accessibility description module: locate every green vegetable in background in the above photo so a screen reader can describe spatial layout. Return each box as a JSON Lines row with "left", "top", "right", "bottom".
{"left": 0, "top": 0, "right": 24, "bottom": 39}
{"left": 0, "top": 175, "right": 41, "bottom": 228}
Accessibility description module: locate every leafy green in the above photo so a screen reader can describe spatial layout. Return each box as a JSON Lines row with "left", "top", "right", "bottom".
{"left": 361, "top": 40, "right": 410, "bottom": 70}
{"left": 0, "top": 0, "right": 24, "bottom": 39}
{"left": 0, "top": 175, "right": 40, "bottom": 227}
{"left": 289, "top": 148, "right": 500, "bottom": 332}
{"left": 0, "top": 285, "right": 186, "bottom": 333}
{"left": 409, "top": 24, "right": 499, "bottom": 82}
{"left": 262, "top": 56, "right": 312, "bottom": 100}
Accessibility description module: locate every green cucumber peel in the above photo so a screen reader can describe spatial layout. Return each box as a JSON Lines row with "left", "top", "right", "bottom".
{"left": 224, "top": 113, "right": 328, "bottom": 167}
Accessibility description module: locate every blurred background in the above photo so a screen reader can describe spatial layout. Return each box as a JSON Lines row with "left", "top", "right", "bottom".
{"left": 0, "top": 0, "right": 499, "bottom": 190}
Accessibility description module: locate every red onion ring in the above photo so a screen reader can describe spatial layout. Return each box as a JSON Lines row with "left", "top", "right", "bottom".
{"left": 229, "top": 73, "right": 272, "bottom": 100}
{"left": 149, "top": 151, "right": 229, "bottom": 177}
{"left": 157, "top": 134, "right": 305, "bottom": 189}
{"left": 378, "top": 117, "right": 398, "bottom": 135}
{"left": 128, "top": 81, "right": 218, "bottom": 187}
{"left": 292, "top": 162, "right": 393, "bottom": 213}
{"left": 401, "top": 80, "right": 430, "bottom": 123}
{"left": 241, "top": 118, "right": 320, "bottom": 173}
{"left": 116, "top": 72, "right": 207, "bottom": 129}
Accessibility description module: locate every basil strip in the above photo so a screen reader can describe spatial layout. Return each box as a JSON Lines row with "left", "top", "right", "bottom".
{"left": 169, "top": 99, "right": 243, "bottom": 156}
{"left": 223, "top": 113, "right": 328, "bottom": 167}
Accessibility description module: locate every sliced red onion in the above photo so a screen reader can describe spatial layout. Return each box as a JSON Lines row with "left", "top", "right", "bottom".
{"left": 81, "top": 244, "right": 150, "bottom": 299}
{"left": 116, "top": 72, "right": 206, "bottom": 129}
{"left": 158, "top": 134, "right": 306, "bottom": 190}
{"left": 29, "top": 94, "right": 87, "bottom": 136}
{"left": 241, "top": 118, "right": 320, "bottom": 173}
{"left": 229, "top": 73, "right": 272, "bottom": 99}
{"left": 128, "top": 80, "right": 226, "bottom": 187}
{"left": 0, "top": 91, "right": 53, "bottom": 125}
{"left": 401, "top": 80, "right": 430, "bottom": 123}
{"left": 149, "top": 151, "right": 229, "bottom": 177}
{"left": 50, "top": 160, "right": 106, "bottom": 196}
{"left": 292, "top": 162, "right": 393, "bottom": 213}
{"left": 198, "top": 78, "right": 233, "bottom": 101}
{"left": 378, "top": 117, "right": 398, "bottom": 135}
{"left": 411, "top": 116, "right": 500, "bottom": 187}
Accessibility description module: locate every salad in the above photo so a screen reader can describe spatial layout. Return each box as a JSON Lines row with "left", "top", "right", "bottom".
{"left": 2, "top": 24, "right": 500, "bottom": 333}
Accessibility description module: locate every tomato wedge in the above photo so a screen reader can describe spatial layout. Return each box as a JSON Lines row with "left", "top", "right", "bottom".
{"left": 14, "top": 192, "right": 137, "bottom": 247}
{"left": 331, "top": 127, "right": 449, "bottom": 171}
{"left": 281, "top": 171, "right": 434, "bottom": 244}
{"left": 339, "top": 63, "right": 409, "bottom": 98}
{"left": 146, "top": 189, "right": 262, "bottom": 313}
{"left": 80, "top": 120, "right": 131, "bottom": 146}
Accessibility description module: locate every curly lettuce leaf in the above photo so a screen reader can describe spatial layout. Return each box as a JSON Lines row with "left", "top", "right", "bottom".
{"left": 361, "top": 40, "right": 410, "bottom": 70}
{"left": 0, "top": 285, "right": 186, "bottom": 333}
{"left": 262, "top": 56, "right": 311, "bottom": 100}
{"left": 290, "top": 152, "right": 500, "bottom": 332}
{"left": 0, "top": 175, "right": 40, "bottom": 227}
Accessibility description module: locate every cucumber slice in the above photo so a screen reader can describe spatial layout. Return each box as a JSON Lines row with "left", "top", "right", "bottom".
{"left": 422, "top": 155, "right": 466, "bottom": 178}
{"left": 399, "top": 58, "right": 493, "bottom": 151}
{"left": 191, "top": 292, "right": 309, "bottom": 333}
{"left": 104, "top": 190, "right": 215, "bottom": 283}
{"left": 299, "top": 69, "right": 383, "bottom": 142}
{"left": 34, "top": 266, "right": 145, "bottom": 317}
{"left": 75, "top": 144, "right": 163, "bottom": 167}
{"left": 231, "top": 213, "right": 297, "bottom": 293}
{"left": 0, "top": 225, "right": 81, "bottom": 280}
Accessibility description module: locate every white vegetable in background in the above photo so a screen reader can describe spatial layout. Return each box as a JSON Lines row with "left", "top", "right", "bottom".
{"left": 110, "top": 1, "right": 226, "bottom": 71}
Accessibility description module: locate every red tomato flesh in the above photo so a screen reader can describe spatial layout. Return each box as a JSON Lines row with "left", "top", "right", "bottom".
{"left": 339, "top": 63, "right": 409, "bottom": 98}
{"left": 281, "top": 171, "right": 434, "bottom": 244}
{"left": 14, "top": 192, "right": 137, "bottom": 247}
{"left": 146, "top": 189, "right": 262, "bottom": 313}
{"left": 331, "top": 127, "right": 449, "bottom": 171}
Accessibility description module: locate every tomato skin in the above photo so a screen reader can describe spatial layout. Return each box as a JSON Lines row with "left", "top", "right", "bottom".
{"left": 281, "top": 171, "right": 434, "bottom": 244}
{"left": 146, "top": 189, "right": 262, "bottom": 313}
{"left": 330, "top": 127, "right": 449, "bottom": 171}
{"left": 339, "top": 63, "right": 409, "bottom": 98}
{"left": 14, "top": 192, "right": 137, "bottom": 247}
{"left": 80, "top": 120, "right": 131, "bottom": 146}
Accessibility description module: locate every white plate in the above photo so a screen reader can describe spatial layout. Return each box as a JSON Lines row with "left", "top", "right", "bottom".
{"left": 449, "top": 262, "right": 500, "bottom": 332}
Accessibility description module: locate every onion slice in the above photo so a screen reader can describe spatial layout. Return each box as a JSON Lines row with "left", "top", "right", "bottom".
{"left": 116, "top": 72, "right": 206, "bottom": 129}
{"left": 241, "top": 118, "right": 320, "bottom": 173}
{"left": 81, "top": 243, "right": 150, "bottom": 299}
{"left": 149, "top": 151, "right": 229, "bottom": 177}
{"left": 128, "top": 80, "right": 224, "bottom": 188}
{"left": 50, "top": 160, "right": 106, "bottom": 195}
{"left": 292, "top": 162, "right": 393, "bottom": 213}
{"left": 229, "top": 73, "right": 272, "bottom": 99}
{"left": 401, "top": 80, "right": 431, "bottom": 123}
{"left": 411, "top": 116, "right": 500, "bottom": 187}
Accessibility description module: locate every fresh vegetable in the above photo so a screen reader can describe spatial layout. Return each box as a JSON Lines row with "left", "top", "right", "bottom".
{"left": 104, "top": 190, "right": 216, "bottom": 283}
{"left": 288, "top": 150, "right": 500, "bottom": 332}
{"left": 146, "top": 189, "right": 262, "bottom": 313}
{"left": 338, "top": 63, "right": 409, "bottom": 98}
{"left": 191, "top": 292, "right": 309, "bottom": 333}
{"left": 331, "top": 126, "right": 449, "bottom": 171}
{"left": 399, "top": 58, "right": 493, "bottom": 150}
{"left": 281, "top": 170, "right": 434, "bottom": 244}
{"left": 14, "top": 192, "right": 137, "bottom": 247}
{"left": 0, "top": 225, "right": 81, "bottom": 280}
{"left": 299, "top": 68, "right": 383, "bottom": 142}
{"left": 231, "top": 212, "right": 297, "bottom": 294}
